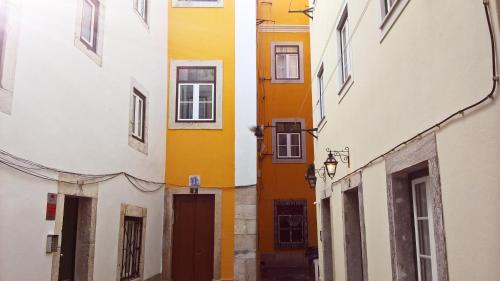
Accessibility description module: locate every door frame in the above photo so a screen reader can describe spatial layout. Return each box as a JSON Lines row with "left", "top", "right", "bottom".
{"left": 163, "top": 187, "right": 222, "bottom": 281}
{"left": 51, "top": 173, "right": 98, "bottom": 281}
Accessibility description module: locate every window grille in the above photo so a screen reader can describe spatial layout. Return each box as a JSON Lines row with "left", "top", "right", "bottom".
{"left": 121, "top": 216, "right": 143, "bottom": 281}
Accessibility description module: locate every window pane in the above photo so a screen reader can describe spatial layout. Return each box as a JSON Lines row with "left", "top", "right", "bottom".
{"left": 179, "top": 103, "right": 193, "bottom": 119}
{"left": 291, "top": 229, "right": 303, "bottom": 242}
{"left": 290, "top": 134, "right": 300, "bottom": 145}
{"left": 199, "top": 85, "right": 213, "bottom": 101}
{"left": 276, "top": 46, "right": 299, "bottom": 53}
{"left": 278, "top": 146, "right": 287, "bottom": 157}
{"left": 415, "top": 182, "right": 428, "bottom": 217}
{"left": 180, "top": 85, "right": 193, "bottom": 101}
{"left": 199, "top": 102, "right": 213, "bottom": 120}
{"left": 280, "top": 229, "right": 291, "bottom": 243}
{"left": 290, "top": 145, "right": 301, "bottom": 157}
{"left": 420, "top": 257, "right": 433, "bottom": 281}
{"left": 279, "top": 216, "right": 290, "bottom": 228}
{"left": 418, "top": 220, "right": 431, "bottom": 256}
{"left": 81, "top": 0, "right": 95, "bottom": 44}
{"left": 287, "top": 54, "right": 299, "bottom": 79}
{"left": 278, "top": 134, "right": 287, "bottom": 146}
{"left": 178, "top": 68, "right": 215, "bottom": 82}
{"left": 276, "top": 54, "right": 287, "bottom": 79}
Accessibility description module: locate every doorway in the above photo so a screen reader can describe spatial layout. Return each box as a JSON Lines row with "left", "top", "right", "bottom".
{"left": 321, "top": 198, "right": 334, "bottom": 281}
{"left": 172, "top": 194, "right": 215, "bottom": 281}
{"left": 58, "top": 196, "right": 95, "bottom": 281}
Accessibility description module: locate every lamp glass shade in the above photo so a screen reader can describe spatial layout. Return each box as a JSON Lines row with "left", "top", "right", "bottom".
{"left": 324, "top": 152, "right": 338, "bottom": 178}
{"left": 305, "top": 164, "right": 317, "bottom": 189}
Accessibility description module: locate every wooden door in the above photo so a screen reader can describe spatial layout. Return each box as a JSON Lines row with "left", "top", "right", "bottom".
{"left": 172, "top": 194, "right": 215, "bottom": 281}
{"left": 59, "top": 196, "right": 79, "bottom": 281}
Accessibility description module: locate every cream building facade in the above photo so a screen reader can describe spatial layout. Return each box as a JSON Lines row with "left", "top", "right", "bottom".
{"left": 0, "top": 0, "right": 167, "bottom": 280}
{"left": 310, "top": 0, "right": 500, "bottom": 281}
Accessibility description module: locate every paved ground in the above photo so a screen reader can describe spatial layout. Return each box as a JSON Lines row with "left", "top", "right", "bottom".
{"left": 260, "top": 267, "right": 314, "bottom": 281}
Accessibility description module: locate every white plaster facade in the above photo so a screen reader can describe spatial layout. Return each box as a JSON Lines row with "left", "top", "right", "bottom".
{"left": 0, "top": 0, "right": 167, "bottom": 279}
{"left": 310, "top": 0, "right": 500, "bottom": 281}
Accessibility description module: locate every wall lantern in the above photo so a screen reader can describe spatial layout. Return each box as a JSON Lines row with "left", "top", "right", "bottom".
{"left": 305, "top": 164, "right": 317, "bottom": 189}
{"left": 324, "top": 147, "right": 350, "bottom": 179}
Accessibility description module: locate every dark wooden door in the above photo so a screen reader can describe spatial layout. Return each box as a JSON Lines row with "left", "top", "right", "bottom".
{"left": 172, "top": 194, "right": 215, "bottom": 281}
{"left": 59, "top": 196, "right": 79, "bottom": 281}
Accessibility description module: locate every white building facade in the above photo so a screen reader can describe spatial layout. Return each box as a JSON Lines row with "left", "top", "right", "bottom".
{"left": 310, "top": 0, "right": 500, "bottom": 281}
{"left": 0, "top": 0, "right": 167, "bottom": 280}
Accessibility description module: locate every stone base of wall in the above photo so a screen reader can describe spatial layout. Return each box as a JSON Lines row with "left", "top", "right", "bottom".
{"left": 234, "top": 186, "right": 257, "bottom": 281}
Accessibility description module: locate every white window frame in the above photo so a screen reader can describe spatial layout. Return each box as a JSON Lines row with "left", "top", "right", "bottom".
{"left": 172, "top": 0, "right": 224, "bottom": 8}
{"left": 131, "top": 89, "right": 146, "bottom": 142}
{"left": 271, "top": 42, "right": 304, "bottom": 84}
{"left": 411, "top": 177, "right": 438, "bottom": 281}
{"left": 337, "top": 6, "right": 351, "bottom": 87}
{"left": 169, "top": 60, "right": 223, "bottom": 130}
{"left": 274, "top": 45, "right": 300, "bottom": 80}
{"left": 177, "top": 83, "right": 215, "bottom": 122}
{"left": 272, "top": 119, "right": 306, "bottom": 164}
{"left": 276, "top": 132, "right": 302, "bottom": 159}
{"left": 134, "top": 0, "right": 149, "bottom": 26}
{"left": 80, "top": 0, "right": 98, "bottom": 49}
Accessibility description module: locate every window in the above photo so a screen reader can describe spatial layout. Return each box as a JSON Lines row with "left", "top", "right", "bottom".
{"left": 80, "top": 0, "right": 99, "bottom": 52}
{"left": 383, "top": 0, "right": 397, "bottom": 16}
{"left": 176, "top": 67, "right": 216, "bottom": 122}
{"left": 274, "top": 200, "right": 307, "bottom": 249}
{"left": 0, "top": 0, "right": 20, "bottom": 115}
{"left": 337, "top": 7, "right": 351, "bottom": 86}
{"left": 117, "top": 204, "right": 147, "bottom": 281}
{"left": 411, "top": 177, "right": 437, "bottom": 281}
{"left": 275, "top": 45, "right": 299, "bottom": 80}
{"left": 172, "top": 0, "right": 223, "bottom": 8}
{"left": 134, "top": 0, "right": 148, "bottom": 23}
{"left": 131, "top": 88, "right": 146, "bottom": 142}
{"left": 275, "top": 122, "right": 302, "bottom": 159}
{"left": 271, "top": 42, "right": 304, "bottom": 84}
{"left": 317, "top": 64, "right": 325, "bottom": 121}
{"left": 120, "top": 216, "right": 143, "bottom": 281}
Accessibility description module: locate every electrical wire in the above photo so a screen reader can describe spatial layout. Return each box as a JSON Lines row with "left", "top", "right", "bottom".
{"left": 330, "top": 0, "right": 498, "bottom": 187}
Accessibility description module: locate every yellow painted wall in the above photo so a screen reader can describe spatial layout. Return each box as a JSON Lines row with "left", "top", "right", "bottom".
{"left": 257, "top": 0, "right": 317, "bottom": 256}
{"left": 167, "top": 1, "right": 235, "bottom": 279}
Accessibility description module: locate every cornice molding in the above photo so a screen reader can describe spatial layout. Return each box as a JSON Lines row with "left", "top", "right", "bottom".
{"left": 258, "top": 24, "right": 310, "bottom": 33}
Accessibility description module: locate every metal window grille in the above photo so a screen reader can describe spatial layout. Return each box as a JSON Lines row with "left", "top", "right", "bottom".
{"left": 121, "top": 216, "right": 143, "bottom": 281}
{"left": 274, "top": 200, "right": 308, "bottom": 248}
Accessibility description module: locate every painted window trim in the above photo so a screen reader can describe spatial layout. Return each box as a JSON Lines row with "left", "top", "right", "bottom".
{"left": 74, "top": 0, "right": 105, "bottom": 66}
{"left": 317, "top": 63, "right": 325, "bottom": 122}
{"left": 0, "top": 0, "right": 21, "bottom": 115}
{"left": 276, "top": 132, "right": 302, "bottom": 159}
{"left": 171, "top": 0, "right": 224, "bottom": 8}
{"left": 131, "top": 89, "right": 146, "bottom": 142}
{"left": 116, "top": 204, "right": 147, "bottom": 281}
{"left": 379, "top": 0, "right": 412, "bottom": 42}
{"left": 270, "top": 42, "right": 305, "bottom": 84}
{"left": 129, "top": 78, "right": 149, "bottom": 154}
{"left": 272, "top": 118, "right": 306, "bottom": 164}
{"left": 169, "top": 60, "right": 223, "bottom": 130}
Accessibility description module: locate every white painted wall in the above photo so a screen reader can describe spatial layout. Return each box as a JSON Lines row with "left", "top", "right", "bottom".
{"left": 0, "top": 0, "right": 167, "bottom": 279}
{"left": 311, "top": 0, "right": 500, "bottom": 280}
{"left": 235, "top": 0, "right": 257, "bottom": 186}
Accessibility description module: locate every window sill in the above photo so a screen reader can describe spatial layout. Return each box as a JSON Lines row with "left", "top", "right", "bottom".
{"left": 171, "top": 0, "right": 224, "bottom": 8}
{"left": 271, "top": 78, "right": 305, "bottom": 84}
{"left": 0, "top": 87, "right": 13, "bottom": 115}
{"left": 379, "top": 0, "right": 412, "bottom": 43}
{"left": 317, "top": 117, "right": 327, "bottom": 134}
{"left": 337, "top": 75, "right": 354, "bottom": 103}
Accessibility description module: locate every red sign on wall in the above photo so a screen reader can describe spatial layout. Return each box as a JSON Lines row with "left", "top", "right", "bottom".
{"left": 46, "top": 193, "right": 57, "bottom": 220}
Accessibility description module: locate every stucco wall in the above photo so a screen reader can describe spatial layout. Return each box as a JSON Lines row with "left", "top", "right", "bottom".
{"left": 0, "top": 0, "right": 167, "bottom": 279}
{"left": 311, "top": 0, "right": 500, "bottom": 280}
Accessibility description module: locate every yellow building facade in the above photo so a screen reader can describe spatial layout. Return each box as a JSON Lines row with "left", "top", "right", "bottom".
{"left": 165, "top": 1, "right": 257, "bottom": 281}
{"left": 256, "top": 0, "right": 317, "bottom": 279}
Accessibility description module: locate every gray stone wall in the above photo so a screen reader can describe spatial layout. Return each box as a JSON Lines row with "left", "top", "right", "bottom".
{"left": 234, "top": 186, "right": 257, "bottom": 281}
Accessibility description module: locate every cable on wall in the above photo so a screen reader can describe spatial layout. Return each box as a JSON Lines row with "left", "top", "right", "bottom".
{"left": 330, "top": 0, "right": 498, "bottom": 188}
